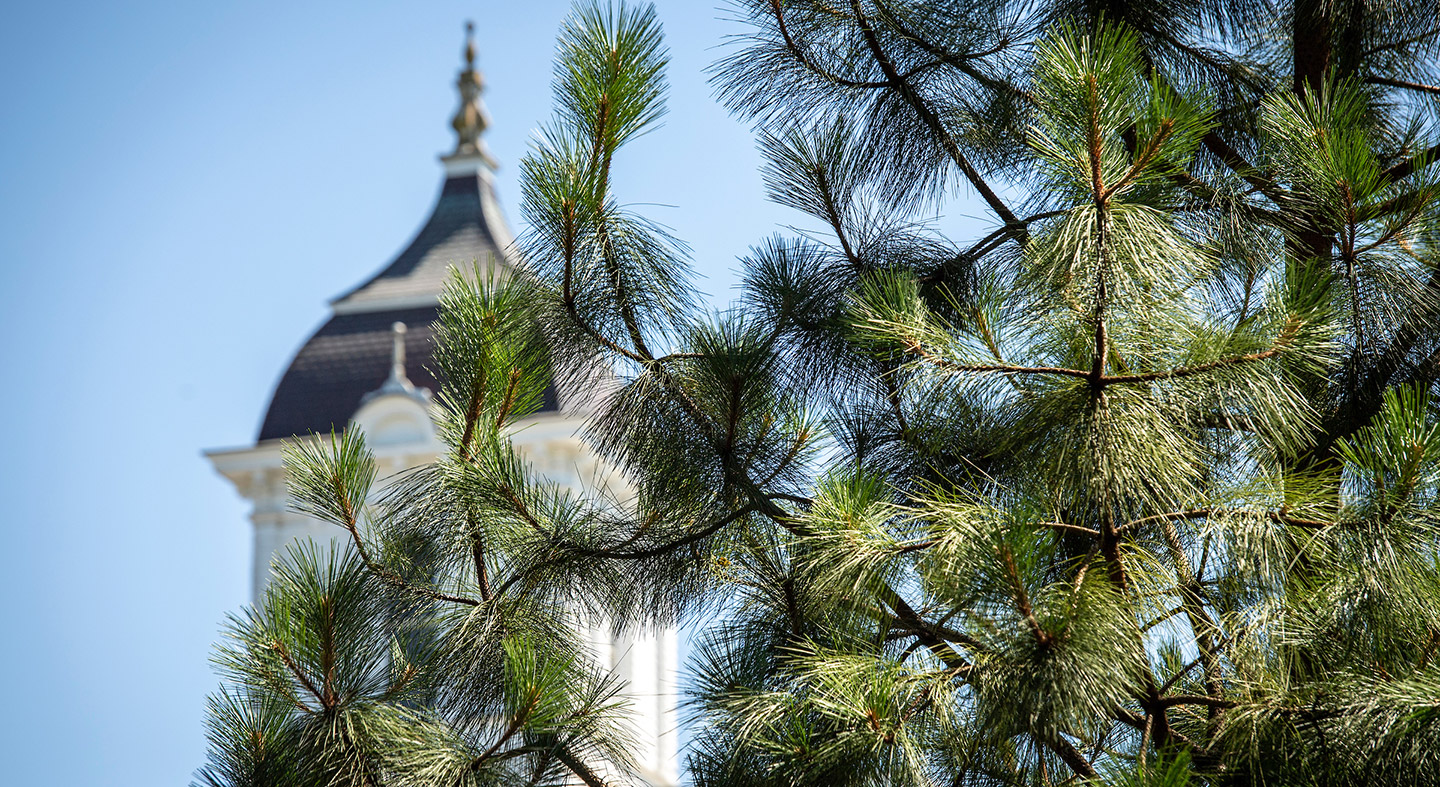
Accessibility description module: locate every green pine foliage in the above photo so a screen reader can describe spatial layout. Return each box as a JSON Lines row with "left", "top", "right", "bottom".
{"left": 199, "top": 0, "right": 1440, "bottom": 784}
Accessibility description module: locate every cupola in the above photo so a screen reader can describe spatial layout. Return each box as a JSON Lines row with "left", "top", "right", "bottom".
{"left": 257, "top": 24, "right": 556, "bottom": 442}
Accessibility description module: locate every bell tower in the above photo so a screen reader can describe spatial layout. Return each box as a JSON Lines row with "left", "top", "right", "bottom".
{"left": 206, "top": 25, "right": 679, "bottom": 786}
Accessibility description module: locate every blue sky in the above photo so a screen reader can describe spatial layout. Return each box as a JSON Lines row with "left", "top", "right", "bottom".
{"left": 0, "top": 2, "right": 989, "bottom": 783}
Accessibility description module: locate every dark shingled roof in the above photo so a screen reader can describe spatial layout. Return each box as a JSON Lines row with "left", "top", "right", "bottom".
{"left": 258, "top": 169, "right": 557, "bottom": 442}
{"left": 259, "top": 307, "right": 443, "bottom": 441}
{"left": 331, "top": 170, "right": 514, "bottom": 309}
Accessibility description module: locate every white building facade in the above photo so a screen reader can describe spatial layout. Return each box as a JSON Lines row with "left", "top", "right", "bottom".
{"left": 206, "top": 28, "right": 678, "bottom": 786}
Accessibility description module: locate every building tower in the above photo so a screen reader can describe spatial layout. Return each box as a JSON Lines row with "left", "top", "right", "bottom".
{"left": 205, "top": 26, "right": 678, "bottom": 786}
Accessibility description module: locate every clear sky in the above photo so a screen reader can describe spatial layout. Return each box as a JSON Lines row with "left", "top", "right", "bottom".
{"left": 0, "top": 2, "right": 988, "bottom": 783}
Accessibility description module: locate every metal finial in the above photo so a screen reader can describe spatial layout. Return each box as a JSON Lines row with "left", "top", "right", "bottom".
{"left": 360, "top": 322, "right": 430, "bottom": 405}
{"left": 389, "top": 322, "right": 409, "bottom": 385}
{"left": 448, "top": 21, "right": 492, "bottom": 160}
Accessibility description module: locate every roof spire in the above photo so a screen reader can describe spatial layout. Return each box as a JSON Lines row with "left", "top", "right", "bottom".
{"left": 445, "top": 21, "right": 497, "bottom": 169}
{"left": 361, "top": 322, "right": 431, "bottom": 405}
{"left": 387, "top": 322, "right": 411, "bottom": 390}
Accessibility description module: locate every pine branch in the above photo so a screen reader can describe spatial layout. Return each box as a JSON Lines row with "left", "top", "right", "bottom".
{"left": 873, "top": 0, "right": 1030, "bottom": 102}
{"left": 1122, "top": 508, "right": 1340, "bottom": 532}
{"left": 565, "top": 505, "right": 759, "bottom": 560}
{"left": 555, "top": 746, "right": 611, "bottom": 787}
{"left": 765, "top": 0, "right": 892, "bottom": 89}
{"left": 269, "top": 640, "right": 326, "bottom": 711}
{"left": 1157, "top": 516, "right": 1224, "bottom": 712}
{"left": 1365, "top": 76, "right": 1440, "bottom": 96}
{"left": 1157, "top": 695, "right": 1238, "bottom": 709}
{"left": 842, "top": 0, "right": 1028, "bottom": 243}
{"left": 998, "top": 541, "right": 1051, "bottom": 648}
{"left": 1382, "top": 141, "right": 1440, "bottom": 182}
{"left": 1100, "top": 344, "right": 1288, "bottom": 383}
{"left": 905, "top": 336, "right": 1294, "bottom": 385}
{"left": 312, "top": 451, "right": 482, "bottom": 608}
{"left": 1362, "top": 27, "right": 1440, "bottom": 58}
{"left": 473, "top": 686, "right": 544, "bottom": 767}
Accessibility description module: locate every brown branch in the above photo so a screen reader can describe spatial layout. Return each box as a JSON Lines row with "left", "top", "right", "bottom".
{"left": 1087, "top": 73, "right": 1106, "bottom": 208}
{"left": 452, "top": 356, "right": 501, "bottom": 602}
{"left": 490, "top": 505, "right": 762, "bottom": 599}
{"left": 1103, "top": 119, "right": 1176, "bottom": 200}
{"left": 603, "top": 236, "right": 655, "bottom": 362}
{"left": 999, "top": 543, "right": 1051, "bottom": 648}
{"left": 1157, "top": 694, "right": 1239, "bottom": 709}
{"left": 919, "top": 210, "right": 1067, "bottom": 285}
{"left": 767, "top": 0, "right": 894, "bottom": 89}
{"left": 1084, "top": 71, "right": 1112, "bottom": 390}
{"left": 1366, "top": 76, "right": 1440, "bottom": 96}
{"left": 1102, "top": 346, "right": 1285, "bottom": 384}
{"left": 1045, "top": 520, "right": 1101, "bottom": 537}
{"left": 896, "top": 538, "right": 935, "bottom": 553}
{"left": 880, "top": 363, "right": 913, "bottom": 437}
{"left": 768, "top": 492, "right": 814, "bottom": 507}
{"left": 875, "top": 584, "right": 975, "bottom": 674}
{"left": 908, "top": 349, "right": 1094, "bottom": 380}
{"left": 555, "top": 745, "right": 610, "bottom": 787}
{"left": 1141, "top": 604, "right": 1188, "bottom": 633}
{"left": 271, "top": 640, "right": 326, "bottom": 711}
{"left": 1134, "top": 51, "right": 1280, "bottom": 202}
{"left": 1122, "top": 508, "right": 1339, "bottom": 532}
{"left": 1201, "top": 131, "right": 1280, "bottom": 199}
{"left": 1157, "top": 652, "right": 1210, "bottom": 694}
{"left": 757, "top": 431, "right": 811, "bottom": 490}
{"left": 905, "top": 315, "right": 1297, "bottom": 388}
{"left": 1042, "top": 733, "right": 1099, "bottom": 780}
{"left": 898, "top": 520, "right": 1094, "bottom": 555}
{"left": 473, "top": 687, "right": 543, "bottom": 767}
{"left": 328, "top": 469, "right": 481, "bottom": 607}
{"left": 1363, "top": 27, "right": 1440, "bottom": 58}
{"left": 471, "top": 529, "right": 493, "bottom": 603}
{"left": 1382, "top": 141, "right": 1440, "bottom": 182}
{"left": 588, "top": 83, "right": 656, "bottom": 365}
{"left": 874, "top": 1, "right": 1030, "bottom": 103}
{"left": 873, "top": 558, "right": 1087, "bottom": 781}
{"left": 1166, "top": 166, "right": 1285, "bottom": 223}
{"left": 653, "top": 351, "right": 704, "bottom": 362}
{"left": 496, "top": 483, "right": 548, "bottom": 537}
{"left": 1352, "top": 217, "right": 1422, "bottom": 258}
{"left": 559, "top": 198, "right": 649, "bottom": 366}
{"left": 1341, "top": 181, "right": 1368, "bottom": 355}
{"left": 555, "top": 88, "right": 658, "bottom": 368}
{"left": 1139, "top": 713, "right": 1153, "bottom": 772}
{"left": 458, "top": 373, "right": 488, "bottom": 463}
{"left": 385, "top": 660, "right": 420, "bottom": 699}
{"left": 567, "top": 505, "right": 758, "bottom": 560}
{"left": 1158, "top": 517, "right": 1224, "bottom": 711}
{"left": 845, "top": 0, "right": 1027, "bottom": 243}
{"left": 775, "top": 0, "right": 1010, "bottom": 94}
{"left": 320, "top": 598, "right": 337, "bottom": 708}
{"left": 494, "top": 367, "right": 523, "bottom": 430}
{"left": 818, "top": 162, "right": 862, "bottom": 268}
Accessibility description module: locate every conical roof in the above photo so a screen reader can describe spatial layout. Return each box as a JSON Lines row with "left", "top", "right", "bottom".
{"left": 257, "top": 29, "right": 555, "bottom": 442}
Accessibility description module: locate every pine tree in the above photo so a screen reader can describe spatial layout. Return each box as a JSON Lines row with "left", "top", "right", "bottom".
{"left": 199, "top": 1, "right": 1440, "bottom": 785}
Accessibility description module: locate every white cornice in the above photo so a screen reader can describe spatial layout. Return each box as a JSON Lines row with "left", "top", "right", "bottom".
{"left": 329, "top": 293, "right": 442, "bottom": 314}
{"left": 440, "top": 152, "right": 498, "bottom": 178}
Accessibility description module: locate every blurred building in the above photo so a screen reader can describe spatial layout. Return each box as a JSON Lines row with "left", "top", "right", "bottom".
{"left": 205, "top": 26, "right": 678, "bottom": 786}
